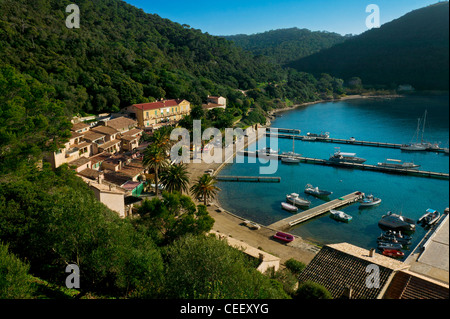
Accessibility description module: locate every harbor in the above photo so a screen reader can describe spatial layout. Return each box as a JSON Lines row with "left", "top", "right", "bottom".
{"left": 217, "top": 95, "right": 449, "bottom": 257}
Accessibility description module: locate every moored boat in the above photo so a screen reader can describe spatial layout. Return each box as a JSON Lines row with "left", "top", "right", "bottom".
{"left": 377, "top": 158, "right": 420, "bottom": 170}
{"left": 258, "top": 147, "right": 278, "bottom": 154}
{"left": 418, "top": 208, "right": 441, "bottom": 226}
{"left": 307, "top": 132, "right": 329, "bottom": 139}
{"left": 273, "top": 232, "right": 295, "bottom": 243}
{"left": 330, "top": 209, "right": 352, "bottom": 222}
{"left": 358, "top": 194, "right": 382, "bottom": 207}
{"left": 377, "top": 232, "right": 411, "bottom": 246}
{"left": 378, "top": 211, "right": 415, "bottom": 232}
{"left": 281, "top": 136, "right": 301, "bottom": 163}
{"left": 377, "top": 241, "right": 403, "bottom": 250}
{"left": 286, "top": 193, "right": 311, "bottom": 207}
{"left": 304, "top": 184, "right": 333, "bottom": 197}
{"left": 302, "top": 136, "right": 317, "bottom": 141}
{"left": 382, "top": 249, "right": 405, "bottom": 258}
{"left": 328, "top": 148, "right": 366, "bottom": 164}
{"left": 281, "top": 202, "right": 298, "bottom": 213}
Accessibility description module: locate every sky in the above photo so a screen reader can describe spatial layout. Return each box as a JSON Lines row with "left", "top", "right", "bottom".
{"left": 124, "top": 0, "right": 444, "bottom": 36}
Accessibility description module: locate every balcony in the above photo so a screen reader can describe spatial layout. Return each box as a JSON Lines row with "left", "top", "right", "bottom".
{"left": 65, "top": 147, "right": 79, "bottom": 158}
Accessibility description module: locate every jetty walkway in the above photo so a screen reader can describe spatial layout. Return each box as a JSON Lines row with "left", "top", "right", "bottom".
{"left": 240, "top": 151, "right": 449, "bottom": 180}
{"left": 268, "top": 191, "right": 363, "bottom": 230}
{"left": 266, "top": 130, "right": 449, "bottom": 153}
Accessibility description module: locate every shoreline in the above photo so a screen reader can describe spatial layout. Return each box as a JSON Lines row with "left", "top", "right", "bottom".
{"left": 185, "top": 93, "right": 405, "bottom": 265}
{"left": 268, "top": 93, "right": 405, "bottom": 117}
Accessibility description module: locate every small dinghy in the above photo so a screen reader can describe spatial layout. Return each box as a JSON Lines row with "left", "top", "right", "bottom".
{"left": 304, "top": 184, "right": 333, "bottom": 197}
{"left": 281, "top": 202, "right": 298, "bottom": 212}
{"left": 377, "top": 232, "right": 411, "bottom": 246}
{"left": 418, "top": 208, "right": 441, "bottom": 226}
{"left": 286, "top": 193, "right": 311, "bottom": 207}
{"left": 359, "top": 194, "right": 382, "bottom": 207}
{"left": 378, "top": 241, "right": 403, "bottom": 250}
{"left": 273, "top": 232, "right": 295, "bottom": 243}
{"left": 382, "top": 249, "right": 404, "bottom": 258}
{"left": 243, "top": 220, "right": 261, "bottom": 230}
{"left": 330, "top": 210, "right": 352, "bottom": 222}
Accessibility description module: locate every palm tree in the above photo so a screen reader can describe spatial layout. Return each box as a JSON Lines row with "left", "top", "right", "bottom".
{"left": 159, "top": 163, "right": 190, "bottom": 194}
{"left": 150, "top": 126, "right": 173, "bottom": 153}
{"left": 190, "top": 174, "right": 221, "bottom": 206}
{"left": 143, "top": 143, "right": 169, "bottom": 197}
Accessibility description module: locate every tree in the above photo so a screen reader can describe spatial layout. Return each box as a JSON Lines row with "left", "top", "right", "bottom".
{"left": 159, "top": 163, "right": 190, "bottom": 194}
{"left": 163, "top": 234, "right": 290, "bottom": 299}
{"left": 190, "top": 174, "right": 221, "bottom": 205}
{"left": 143, "top": 143, "right": 169, "bottom": 197}
{"left": 135, "top": 192, "right": 214, "bottom": 245}
{"left": 294, "top": 280, "right": 332, "bottom": 299}
{"left": 0, "top": 242, "right": 36, "bottom": 299}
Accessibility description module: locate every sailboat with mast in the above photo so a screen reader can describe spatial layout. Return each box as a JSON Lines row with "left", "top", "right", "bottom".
{"left": 281, "top": 136, "right": 301, "bottom": 163}
{"left": 401, "top": 110, "right": 431, "bottom": 151}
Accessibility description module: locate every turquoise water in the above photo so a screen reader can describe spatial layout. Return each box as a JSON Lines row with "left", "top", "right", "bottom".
{"left": 217, "top": 95, "right": 449, "bottom": 254}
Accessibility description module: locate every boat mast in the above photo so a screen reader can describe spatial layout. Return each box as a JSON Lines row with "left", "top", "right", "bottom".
{"left": 421, "top": 110, "right": 427, "bottom": 143}
{"left": 292, "top": 136, "right": 295, "bottom": 153}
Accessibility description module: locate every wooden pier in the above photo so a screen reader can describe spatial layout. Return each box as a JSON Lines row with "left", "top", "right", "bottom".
{"left": 268, "top": 191, "right": 363, "bottom": 230}
{"left": 215, "top": 175, "right": 281, "bottom": 183}
{"left": 240, "top": 151, "right": 449, "bottom": 180}
{"left": 266, "top": 131, "right": 448, "bottom": 153}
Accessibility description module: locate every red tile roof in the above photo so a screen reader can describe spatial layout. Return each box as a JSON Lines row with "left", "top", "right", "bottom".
{"left": 132, "top": 99, "right": 186, "bottom": 111}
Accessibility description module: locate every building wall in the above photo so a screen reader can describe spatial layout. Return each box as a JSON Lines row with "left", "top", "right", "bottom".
{"left": 99, "top": 191, "right": 125, "bottom": 218}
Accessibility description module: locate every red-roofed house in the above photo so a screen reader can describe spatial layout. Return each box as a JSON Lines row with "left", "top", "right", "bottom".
{"left": 124, "top": 99, "right": 190, "bottom": 129}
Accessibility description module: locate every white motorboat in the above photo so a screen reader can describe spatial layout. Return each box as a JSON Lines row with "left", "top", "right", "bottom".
{"left": 258, "top": 147, "right": 278, "bottom": 154}
{"left": 359, "top": 194, "right": 382, "bottom": 206}
{"left": 281, "top": 156, "right": 300, "bottom": 164}
{"left": 418, "top": 208, "right": 441, "bottom": 226}
{"left": 304, "top": 184, "right": 332, "bottom": 197}
{"left": 286, "top": 193, "right": 311, "bottom": 207}
{"left": 328, "top": 148, "right": 366, "bottom": 164}
{"left": 307, "top": 132, "right": 329, "bottom": 139}
{"left": 330, "top": 210, "right": 352, "bottom": 222}
{"left": 281, "top": 202, "right": 298, "bottom": 212}
{"left": 377, "top": 159, "right": 420, "bottom": 170}
{"left": 302, "top": 136, "right": 317, "bottom": 141}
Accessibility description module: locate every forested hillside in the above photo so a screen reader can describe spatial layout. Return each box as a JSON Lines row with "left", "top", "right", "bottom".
{"left": 0, "top": 0, "right": 344, "bottom": 118}
{"left": 224, "top": 28, "right": 349, "bottom": 65}
{"left": 287, "top": 2, "right": 449, "bottom": 90}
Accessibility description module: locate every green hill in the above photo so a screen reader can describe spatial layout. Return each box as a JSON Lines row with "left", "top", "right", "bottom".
{"left": 0, "top": 0, "right": 287, "bottom": 114}
{"left": 287, "top": 2, "right": 449, "bottom": 91}
{"left": 224, "top": 28, "right": 349, "bottom": 65}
